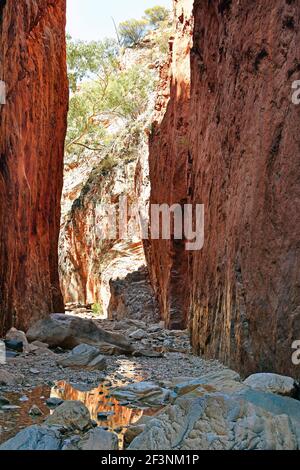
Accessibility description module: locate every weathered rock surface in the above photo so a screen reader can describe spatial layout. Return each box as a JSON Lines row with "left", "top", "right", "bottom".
{"left": 146, "top": 0, "right": 300, "bottom": 376}
{"left": 111, "top": 381, "right": 171, "bottom": 407}
{"left": 0, "top": 425, "right": 62, "bottom": 450}
{"left": 26, "top": 314, "right": 133, "bottom": 352}
{"left": 77, "top": 427, "right": 119, "bottom": 450}
{"left": 57, "top": 344, "right": 107, "bottom": 370}
{"left": 108, "top": 266, "right": 159, "bottom": 323}
{"left": 0, "top": 0, "right": 68, "bottom": 335}
{"left": 124, "top": 424, "right": 146, "bottom": 446}
{"left": 244, "top": 373, "right": 298, "bottom": 397}
{"left": 173, "top": 369, "right": 243, "bottom": 396}
{"left": 45, "top": 400, "right": 92, "bottom": 432}
{"left": 59, "top": 160, "right": 145, "bottom": 310}
{"left": 5, "top": 328, "right": 30, "bottom": 353}
{"left": 145, "top": 0, "right": 193, "bottom": 329}
{"left": 130, "top": 391, "right": 300, "bottom": 450}
{"left": 0, "top": 369, "right": 24, "bottom": 387}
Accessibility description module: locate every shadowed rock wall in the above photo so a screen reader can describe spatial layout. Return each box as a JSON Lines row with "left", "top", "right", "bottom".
{"left": 0, "top": 0, "right": 68, "bottom": 333}
{"left": 147, "top": 0, "right": 300, "bottom": 376}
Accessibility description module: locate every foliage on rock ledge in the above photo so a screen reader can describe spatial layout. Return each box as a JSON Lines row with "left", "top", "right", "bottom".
{"left": 65, "top": 5, "right": 172, "bottom": 164}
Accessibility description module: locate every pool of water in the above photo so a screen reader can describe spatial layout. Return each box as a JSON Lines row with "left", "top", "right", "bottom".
{"left": 0, "top": 381, "right": 160, "bottom": 449}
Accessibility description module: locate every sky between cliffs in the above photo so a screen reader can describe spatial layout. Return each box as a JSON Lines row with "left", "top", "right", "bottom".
{"left": 67, "top": 0, "right": 173, "bottom": 41}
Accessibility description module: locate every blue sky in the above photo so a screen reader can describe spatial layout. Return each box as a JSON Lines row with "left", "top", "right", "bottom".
{"left": 67, "top": 0, "right": 173, "bottom": 41}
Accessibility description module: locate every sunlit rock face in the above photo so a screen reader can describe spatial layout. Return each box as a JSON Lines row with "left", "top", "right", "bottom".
{"left": 147, "top": 0, "right": 300, "bottom": 376}
{"left": 59, "top": 157, "right": 157, "bottom": 319}
{"left": 0, "top": 0, "right": 68, "bottom": 334}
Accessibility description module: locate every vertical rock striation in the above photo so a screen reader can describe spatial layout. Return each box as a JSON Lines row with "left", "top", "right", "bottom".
{"left": 146, "top": 0, "right": 194, "bottom": 329}
{"left": 147, "top": 0, "right": 300, "bottom": 376}
{"left": 0, "top": 0, "right": 68, "bottom": 334}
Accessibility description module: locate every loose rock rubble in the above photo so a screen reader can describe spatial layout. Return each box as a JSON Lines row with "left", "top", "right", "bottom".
{"left": 0, "top": 314, "right": 300, "bottom": 450}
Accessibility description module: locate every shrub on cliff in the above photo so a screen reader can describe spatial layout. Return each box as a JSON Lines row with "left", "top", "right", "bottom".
{"left": 65, "top": 36, "right": 155, "bottom": 156}
{"left": 144, "top": 6, "right": 170, "bottom": 28}
{"left": 67, "top": 35, "right": 119, "bottom": 93}
{"left": 119, "top": 19, "right": 148, "bottom": 47}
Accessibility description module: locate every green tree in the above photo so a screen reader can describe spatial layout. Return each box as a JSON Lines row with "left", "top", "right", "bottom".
{"left": 65, "top": 36, "right": 155, "bottom": 155}
{"left": 118, "top": 19, "right": 148, "bottom": 47}
{"left": 144, "top": 6, "right": 170, "bottom": 28}
{"left": 67, "top": 35, "right": 119, "bottom": 92}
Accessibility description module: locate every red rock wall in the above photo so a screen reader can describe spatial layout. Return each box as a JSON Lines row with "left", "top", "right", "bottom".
{"left": 0, "top": 0, "right": 68, "bottom": 334}
{"left": 146, "top": 0, "right": 194, "bottom": 329}
{"left": 148, "top": 0, "right": 300, "bottom": 376}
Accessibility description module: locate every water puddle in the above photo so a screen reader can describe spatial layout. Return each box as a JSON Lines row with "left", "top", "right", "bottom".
{"left": 0, "top": 381, "right": 160, "bottom": 449}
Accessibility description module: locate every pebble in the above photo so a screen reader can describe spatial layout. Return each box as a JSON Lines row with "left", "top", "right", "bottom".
{"left": 29, "top": 405, "right": 43, "bottom": 416}
{"left": 19, "top": 396, "right": 29, "bottom": 402}
{"left": 1, "top": 405, "right": 21, "bottom": 411}
{"left": 0, "top": 397, "right": 10, "bottom": 407}
{"left": 46, "top": 397, "right": 64, "bottom": 408}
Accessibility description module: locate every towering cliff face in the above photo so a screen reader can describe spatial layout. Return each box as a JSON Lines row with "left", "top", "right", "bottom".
{"left": 59, "top": 146, "right": 159, "bottom": 321}
{"left": 0, "top": 0, "right": 68, "bottom": 334}
{"left": 148, "top": 0, "right": 300, "bottom": 376}
{"left": 146, "top": 0, "right": 194, "bottom": 329}
{"left": 59, "top": 160, "right": 145, "bottom": 311}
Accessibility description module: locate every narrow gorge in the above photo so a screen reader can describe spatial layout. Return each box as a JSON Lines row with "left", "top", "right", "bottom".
{"left": 0, "top": 0, "right": 300, "bottom": 453}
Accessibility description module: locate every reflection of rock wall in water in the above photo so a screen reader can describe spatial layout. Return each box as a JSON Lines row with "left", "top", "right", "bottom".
{"left": 52, "top": 381, "right": 143, "bottom": 447}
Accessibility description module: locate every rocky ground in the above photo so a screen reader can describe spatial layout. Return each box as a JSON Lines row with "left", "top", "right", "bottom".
{"left": 0, "top": 311, "right": 300, "bottom": 450}
{"left": 0, "top": 315, "right": 224, "bottom": 394}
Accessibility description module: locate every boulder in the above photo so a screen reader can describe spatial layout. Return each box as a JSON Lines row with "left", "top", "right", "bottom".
{"left": 98, "top": 343, "right": 129, "bottom": 356}
{"left": 173, "top": 368, "right": 243, "bottom": 396}
{"left": 3, "top": 340, "right": 23, "bottom": 353}
{"left": 1, "top": 405, "right": 21, "bottom": 411}
{"left": 133, "top": 349, "right": 164, "bottom": 358}
{"left": 129, "top": 392, "right": 300, "bottom": 450}
{"left": 45, "top": 400, "right": 92, "bottom": 431}
{"left": 243, "top": 373, "right": 298, "bottom": 397}
{"left": 27, "top": 314, "right": 133, "bottom": 352}
{"left": 5, "top": 328, "right": 30, "bottom": 353}
{"left": 29, "top": 405, "right": 43, "bottom": 416}
{"left": 57, "top": 344, "right": 106, "bottom": 370}
{"left": 31, "top": 341, "right": 49, "bottom": 349}
{"left": 62, "top": 435, "right": 81, "bottom": 450}
{"left": 78, "top": 428, "right": 119, "bottom": 450}
{"left": 129, "top": 329, "right": 147, "bottom": 340}
{"left": 111, "top": 381, "right": 170, "bottom": 406}
{"left": 0, "top": 425, "right": 62, "bottom": 450}
{"left": 46, "top": 397, "right": 64, "bottom": 408}
{"left": 87, "top": 354, "right": 107, "bottom": 371}
{"left": 236, "top": 388, "right": 300, "bottom": 441}
{"left": 124, "top": 424, "right": 145, "bottom": 445}
{"left": 0, "top": 369, "right": 24, "bottom": 386}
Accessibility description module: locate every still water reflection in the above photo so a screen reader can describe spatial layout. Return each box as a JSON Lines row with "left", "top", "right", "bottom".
{"left": 0, "top": 381, "right": 159, "bottom": 449}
